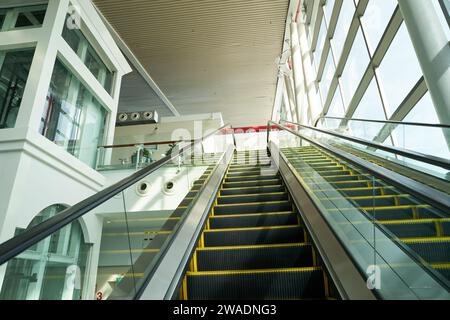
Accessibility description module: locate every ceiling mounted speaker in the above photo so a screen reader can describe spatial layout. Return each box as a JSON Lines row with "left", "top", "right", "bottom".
{"left": 117, "top": 113, "right": 128, "bottom": 122}
{"left": 143, "top": 111, "right": 153, "bottom": 120}
{"left": 131, "top": 112, "right": 141, "bottom": 121}
{"left": 116, "top": 110, "right": 159, "bottom": 127}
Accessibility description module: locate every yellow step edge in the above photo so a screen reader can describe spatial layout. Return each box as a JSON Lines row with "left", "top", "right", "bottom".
{"left": 221, "top": 185, "right": 284, "bottom": 191}
{"left": 214, "top": 200, "right": 290, "bottom": 208}
{"left": 401, "top": 236, "right": 450, "bottom": 243}
{"left": 300, "top": 174, "right": 368, "bottom": 180}
{"left": 225, "top": 175, "right": 279, "bottom": 180}
{"left": 375, "top": 218, "right": 450, "bottom": 225}
{"left": 186, "top": 267, "right": 322, "bottom": 277}
{"left": 432, "top": 263, "right": 450, "bottom": 269}
{"left": 210, "top": 211, "right": 295, "bottom": 219}
{"left": 196, "top": 243, "right": 309, "bottom": 251}
{"left": 313, "top": 186, "right": 396, "bottom": 192}
{"left": 218, "top": 192, "right": 287, "bottom": 198}
{"left": 227, "top": 169, "right": 278, "bottom": 175}
{"left": 319, "top": 194, "right": 411, "bottom": 201}
{"left": 310, "top": 179, "right": 378, "bottom": 185}
{"left": 204, "top": 224, "right": 300, "bottom": 233}
{"left": 101, "top": 248, "right": 160, "bottom": 254}
{"left": 326, "top": 204, "right": 431, "bottom": 212}
{"left": 224, "top": 179, "right": 281, "bottom": 185}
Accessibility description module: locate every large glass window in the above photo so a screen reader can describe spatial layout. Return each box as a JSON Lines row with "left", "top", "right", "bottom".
{"left": 377, "top": 23, "right": 423, "bottom": 117}
{"left": 331, "top": 0, "right": 355, "bottom": 62}
{"left": 314, "top": 18, "right": 328, "bottom": 70}
{"left": 353, "top": 78, "right": 386, "bottom": 121}
{"left": 361, "top": 0, "right": 398, "bottom": 54}
{"left": 62, "top": 20, "right": 114, "bottom": 95}
{"left": 40, "top": 59, "right": 108, "bottom": 168}
{"left": 0, "top": 48, "right": 36, "bottom": 129}
{"left": 0, "top": 205, "right": 90, "bottom": 300}
{"left": 319, "top": 51, "right": 335, "bottom": 101}
{"left": 339, "top": 28, "right": 370, "bottom": 108}
{"left": 0, "top": 5, "right": 47, "bottom": 31}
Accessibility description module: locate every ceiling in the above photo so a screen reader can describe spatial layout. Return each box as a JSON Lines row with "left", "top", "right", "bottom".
{"left": 94, "top": 0, "right": 289, "bottom": 126}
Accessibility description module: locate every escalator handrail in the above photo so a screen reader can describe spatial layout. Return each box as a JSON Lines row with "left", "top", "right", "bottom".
{"left": 0, "top": 123, "right": 234, "bottom": 266}
{"left": 280, "top": 120, "right": 450, "bottom": 171}
{"left": 314, "top": 116, "right": 450, "bottom": 129}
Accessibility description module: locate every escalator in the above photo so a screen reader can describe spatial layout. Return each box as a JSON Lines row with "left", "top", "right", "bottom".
{"left": 179, "top": 150, "right": 335, "bottom": 300}
{"left": 0, "top": 120, "right": 449, "bottom": 300}
{"left": 281, "top": 146, "right": 450, "bottom": 283}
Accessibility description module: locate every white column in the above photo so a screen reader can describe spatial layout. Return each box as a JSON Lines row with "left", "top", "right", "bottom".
{"left": 398, "top": 0, "right": 450, "bottom": 145}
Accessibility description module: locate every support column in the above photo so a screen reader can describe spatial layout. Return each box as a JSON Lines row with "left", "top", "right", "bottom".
{"left": 398, "top": 0, "right": 450, "bottom": 146}
{"left": 283, "top": 75, "right": 297, "bottom": 122}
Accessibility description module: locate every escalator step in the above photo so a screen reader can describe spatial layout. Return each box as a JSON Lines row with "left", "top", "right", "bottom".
{"left": 203, "top": 226, "right": 304, "bottom": 246}
{"left": 186, "top": 268, "right": 325, "bottom": 300}
{"left": 382, "top": 221, "right": 437, "bottom": 238}
{"left": 227, "top": 170, "right": 277, "bottom": 177}
{"left": 209, "top": 212, "right": 298, "bottom": 229}
{"left": 405, "top": 240, "right": 450, "bottom": 264}
{"left": 225, "top": 175, "right": 279, "bottom": 183}
{"left": 214, "top": 201, "right": 292, "bottom": 215}
{"left": 223, "top": 179, "right": 282, "bottom": 189}
{"left": 220, "top": 185, "right": 285, "bottom": 195}
{"left": 443, "top": 222, "right": 450, "bottom": 236}
{"left": 217, "top": 193, "right": 289, "bottom": 205}
{"left": 196, "top": 244, "right": 314, "bottom": 271}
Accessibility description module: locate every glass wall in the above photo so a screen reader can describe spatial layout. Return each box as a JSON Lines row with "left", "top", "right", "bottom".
{"left": 0, "top": 48, "right": 36, "bottom": 129}
{"left": 0, "top": 204, "right": 90, "bottom": 300}
{"left": 39, "top": 58, "right": 108, "bottom": 168}
{"left": 62, "top": 19, "right": 115, "bottom": 95}
{"left": 0, "top": 5, "right": 47, "bottom": 31}
{"left": 304, "top": 0, "right": 447, "bottom": 148}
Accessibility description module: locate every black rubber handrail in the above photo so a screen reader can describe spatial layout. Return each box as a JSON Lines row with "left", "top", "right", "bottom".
{"left": 314, "top": 116, "right": 450, "bottom": 128}
{"left": 281, "top": 120, "right": 450, "bottom": 171}
{"left": 0, "top": 123, "right": 234, "bottom": 266}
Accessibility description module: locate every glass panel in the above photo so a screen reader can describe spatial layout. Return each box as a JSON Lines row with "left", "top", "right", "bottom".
{"left": 0, "top": 205, "right": 92, "bottom": 300}
{"left": 331, "top": 0, "right": 355, "bottom": 62}
{"left": 15, "top": 9, "right": 46, "bottom": 29}
{"left": 0, "top": 127, "right": 233, "bottom": 300}
{"left": 0, "top": 48, "right": 36, "bottom": 129}
{"left": 0, "top": 5, "right": 47, "bottom": 31}
{"left": 62, "top": 17, "right": 115, "bottom": 95}
{"left": 39, "top": 58, "right": 108, "bottom": 168}
{"left": 326, "top": 87, "right": 345, "bottom": 117}
{"left": 339, "top": 28, "right": 370, "bottom": 108}
{"left": 269, "top": 125, "right": 450, "bottom": 299}
{"left": 324, "top": 0, "right": 335, "bottom": 25}
{"left": 314, "top": 18, "right": 327, "bottom": 70}
{"left": 352, "top": 78, "right": 387, "bottom": 121}
{"left": 319, "top": 51, "right": 335, "bottom": 101}
{"left": 377, "top": 23, "right": 423, "bottom": 117}
{"left": 361, "top": 0, "right": 398, "bottom": 54}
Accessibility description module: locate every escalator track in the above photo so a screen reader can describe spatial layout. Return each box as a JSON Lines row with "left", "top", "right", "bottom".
{"left": 179, "top": 150, "right": 336, "bottom": 300}
{"left": 281, "top": 146, "right": 450, "bottom": 285}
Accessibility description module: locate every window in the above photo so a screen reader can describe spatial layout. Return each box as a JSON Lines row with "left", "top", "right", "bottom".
{"left": 361, "top": 0, "right": 398, "bottom": 54}
{"left": 0, "top": 48, "right": 36, "bottom": 129}
{"left": 319, "top": 51, "right": 335, "bottom": 101}
{"left": 62, "top": 19, "right": 115, "bottom": 95}
{"left": 339, "top": 28, "right": 370, "bottom": 108}
{"left": 353, "top": 78, "right": 386, "bottom": 121}
{"left": 314, "top": 18, "right": 328, "bottom": 70}
{"left": 377, "top": 23, "right": 423, "bottom": 117}
{"left": 331, "top": 0, "right": 355, "bottom": 62}
{"left": 40, "top": 59, "right": 108, "bottom": 168}
{"left": 326, "top": 87, "right": 345, "bottom": 117}
{"left": 0, "top": 205, "right": 90, "bottom": 300}
{"left": 0, "top": 5, "right": 47, "bottom": 31}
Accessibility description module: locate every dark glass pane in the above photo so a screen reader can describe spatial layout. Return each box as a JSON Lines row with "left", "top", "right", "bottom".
{"left": 15, "top": 10, "right": 46, "bottom": 28}
{"left": 0, "top": 49, "right": 35, "bottom": 129}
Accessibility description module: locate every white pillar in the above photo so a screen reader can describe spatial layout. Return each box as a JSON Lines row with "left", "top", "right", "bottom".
{"left": 398, "top": 0, "right": 450, "bottom": 145}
